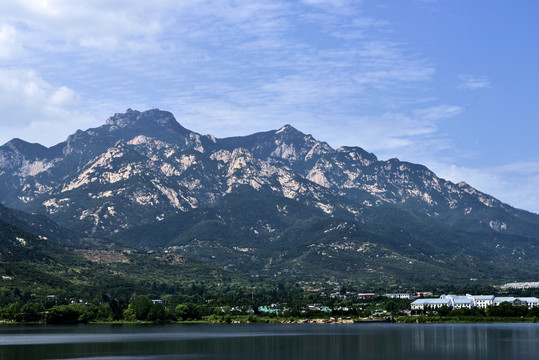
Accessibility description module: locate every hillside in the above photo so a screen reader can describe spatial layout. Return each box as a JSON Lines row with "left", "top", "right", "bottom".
{"left": 0, "top": 204, "right": 240, "bottom": 299}
{"left": 0, "top": 108, "right": 537, "bottom": 286}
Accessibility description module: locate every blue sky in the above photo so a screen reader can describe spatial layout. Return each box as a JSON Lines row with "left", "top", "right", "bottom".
{"left": 0, "top": 0, "right": 538, "bottom": 213}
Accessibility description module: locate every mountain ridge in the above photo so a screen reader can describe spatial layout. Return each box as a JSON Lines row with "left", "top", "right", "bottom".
{"left": 0, "top": 108, "right": 537, "bottom": 284}
{"left": 1, "top": 108, "right": 537, "bottom": 229}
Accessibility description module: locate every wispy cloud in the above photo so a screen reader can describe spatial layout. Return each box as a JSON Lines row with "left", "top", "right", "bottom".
{"left": 458, "top": 74, "right": 491, "bottom": 90}
{"left": 0, "top": 68, "right": 94, "bottom": 145}
{"left": 1, "top": 0, "right": 535, "bottom": 213}
{"left": 0, "top": 0, "right": 469, "bottom": 158}
{"left": 0, "top": 24, "right": 25, "bottom": 60}
{"left": 0, "top": 0, "right": 170, "bottom": 52}
{"left": 0, "top": 1, "right": 437, "bottom": 135}
{"left": 326, "top": 104, "right": 460, "bottom": 155}
{"left": 0, "top": 0, "right": 454, "bottom": 160}
{"left": 300, "top": 0, "right": 355, "bottom": 8}
{"left": 413, "top": 105, "right": 463, "bottom": 121}
{"left": 426, "top": 160, "right": 539, "bottom": 214}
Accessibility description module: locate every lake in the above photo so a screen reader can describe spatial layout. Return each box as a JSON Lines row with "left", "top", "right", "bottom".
{"left": 0, "top": 323, "right": 537, "bottom": 359}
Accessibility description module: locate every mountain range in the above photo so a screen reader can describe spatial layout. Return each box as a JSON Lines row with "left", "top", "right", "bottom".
{"left": 1, "top": 108, "right": 538, "bottom": 286}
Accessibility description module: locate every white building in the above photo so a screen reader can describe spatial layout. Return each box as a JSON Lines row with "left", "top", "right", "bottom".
{"left": 453, "top": 297, "right": 474, "bottom": 309}
{"left": 413, "top": 294, "right": 511, "bottom": 310}
{"left": 384, "top": 293, "right": 414, "bottom": 300}
{"left": 438, "top": 295, "right": 475, "bottom": 309}
{"left": 493, "top": 297, "right": 517, "bottom": 306}
{"left": 469, "top": 295, "right": 495, "bottom": 308}
{"left": 411, "top": 294, "right": 539, "bottom": 311}
{"left": 410, "top": 298, "right": 452, "bottom": 310}
{"left": 514, "top": 297, "right": 539, "bottom": 308}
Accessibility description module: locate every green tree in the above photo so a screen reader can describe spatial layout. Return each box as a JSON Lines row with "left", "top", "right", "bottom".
{"left": 109, "top": 299, "right": 127, "bottom": 321}
{"left": 147, "top": 303, "right": 167, "bottom": 323}
{"left": 487, "top": 302, "right": 528, "bottom": 317}
{"left": 44, "top": 305, "right": 80, "bottom": 324}
{"left": 123, "top": 308, "right": 136, "bottom": 321}
{"left": 0, "top": 303, "right": 21, "bottom": 320}
{"left": 384, "top": 299, "right": 405, "bottom": 315}
{"left": 437, "top": 305, "right": 452, "bottom": 316}
{"left": 129, "top": 296, "right": 153, "bottom": 321}
{"left": 20, "top": 302, "right": 44, "bottom": 323}
{"left": 175, "top": 304, "right": 190, "bottom": 321}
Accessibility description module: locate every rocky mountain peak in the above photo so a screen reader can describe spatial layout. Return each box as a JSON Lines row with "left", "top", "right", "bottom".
{"left": 336, "top": 146, "right": 378, "bottom": 165}
{"left": 217, "top": 123, "right": 334, "bottom": 167}
{"left": 275, "top": 124, "right": 302, "bottom": 136}
{"left": 2, "top": 138, "right": 51, "bottom": 160}
{"left": 61, "top": 109, "right": 194, "bottom": 159}
{"left": 105, "top": 109, "right": 182, "bottom": 131}
{"left": 267, "top": 125, "right": 333, "bottom": 163}
{"left": 274, "top": 124, "right": 327, "bottom": 148}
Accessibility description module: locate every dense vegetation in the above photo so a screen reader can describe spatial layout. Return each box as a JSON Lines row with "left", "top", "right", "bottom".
{"left": 0, "top": 177, "right": 538, "bottom": 326}
{"left": 1, "top": 275, "right": 537, "bottom": 324}
{"left": 1, "top": 206, "right": 538, "bottom": 325}
{"left": 108, "top": 188, "right": 539, "bottom": 285}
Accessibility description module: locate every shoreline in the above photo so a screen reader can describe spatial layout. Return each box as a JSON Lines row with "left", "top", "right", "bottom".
{"left": 1, "top": 317, "right": 538, "bottom": 326}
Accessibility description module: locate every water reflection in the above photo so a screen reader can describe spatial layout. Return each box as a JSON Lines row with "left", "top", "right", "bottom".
{"left": 0, "top": 323, "right": 537, "bottom": 360}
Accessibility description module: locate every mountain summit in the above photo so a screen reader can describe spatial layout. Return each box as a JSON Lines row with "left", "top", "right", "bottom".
{"left": 62, "top": 109, "right": 195, "bottom": 157}
{"left": 0, "top": 109, "right": 538, "bottom": 283}
{"left": 104, "top": 108, "right": 191, "bottom": 137}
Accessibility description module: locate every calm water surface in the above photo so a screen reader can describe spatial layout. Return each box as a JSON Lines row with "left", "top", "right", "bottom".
{"left": 0, "top": 323, "right": 537, "bottom": 359}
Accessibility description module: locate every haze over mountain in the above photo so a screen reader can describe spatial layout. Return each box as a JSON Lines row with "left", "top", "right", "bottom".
{"left": 1, "top": 109, "right": 538, "bottom": 284}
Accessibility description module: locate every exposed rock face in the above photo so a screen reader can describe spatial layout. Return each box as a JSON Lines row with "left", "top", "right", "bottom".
{"left": 0, "top": 109, "right": 538, "bottom": 240}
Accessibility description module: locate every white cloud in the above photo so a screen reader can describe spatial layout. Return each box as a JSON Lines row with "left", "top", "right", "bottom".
{"left": 301, "top": 0, "right": 353, "bottom": 7}
{"left": 0, "top": 24, "right": 25, "bottom": 60}
{"left": 0, "top": 68, "right": 94, "bottom": 146}
{"left": 458, "top": 74, "right": 491, "bottom": 90}
{"left": 0, "top": 0, "right": 176, "bottom": 53}
{"left": 0, "top": 1, "right": 456, "bottom": 156}
{"left": 413, "top": 105, "right": 463, "bottom": 121}
{"left": 426, "top": 160, "right": 539, "bottom": 214}
{"left": 318, "top": 104, "right": 461, "bottom": 156}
